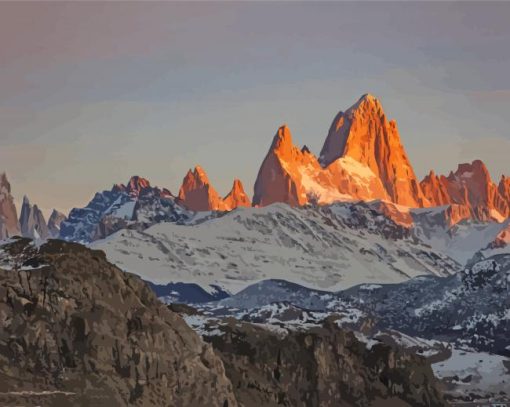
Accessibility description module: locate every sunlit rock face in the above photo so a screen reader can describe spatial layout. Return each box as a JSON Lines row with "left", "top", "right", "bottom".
{"left": 254, "top": 94, "right": 429, "bottom": 209}
{"left": 421, "top": 160, "right": 510, "bottom": 222}
{"left": 320, "top": 94, "right": 429, "bottom": 208}
{"left": 178, "top": 166, "right": 228, "bottom": 211}
{"left": 253, "top": 94, "right": 510, "bottom": 228}
{"left": 252, "top": 123, "right": 389, "bottom": 207}
{"left": 223, "top": 179, "right": 250, "bottom": 210}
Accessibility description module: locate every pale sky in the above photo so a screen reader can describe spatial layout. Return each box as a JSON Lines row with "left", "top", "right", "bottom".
{"left": 1, "top": 2, "right": 509, "bottom": 216}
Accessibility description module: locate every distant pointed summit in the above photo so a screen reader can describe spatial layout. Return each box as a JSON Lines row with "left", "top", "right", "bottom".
{"left": 113, "top": 175, "right": 151, "bottom": 196}
{"left": 113, "top": 176, "right": 172, "bottom": 199}
{"left": 126, "top": 175, "right": 151, "bottom": 195}
{"left": 252, "top": 121, "right": 389, "bottom": 207}
{"left": 319, "top": 94, "right": 428, "bottom": 207}
{"left": 253, "top": 125, "right": 310, "bottom": 207}
{"left": 178, "top": 167, "right": 251, "bottom": 212}
{"left": 253, "top": 94, "right": 426, "bottom": 208}
{"left": 319, "top": 94, "right": 383, "bottom": 167}
{"left": 498, "top": 175, "right": 510, "bottom": 204}
{"left": 178, "top": 166, "right": 227, "bottom": 211}
{"left": 19, "top": 195, "right": 49, "bottom": 240}
{"left": 223, "top": 179, "right": 250, "bottom": 210}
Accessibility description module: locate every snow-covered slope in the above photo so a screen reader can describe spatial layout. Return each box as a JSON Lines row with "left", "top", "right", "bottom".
{"left": 92, "top": 201, "right": 459, "bottom": 293}
{"left": 340, "top": 254, "right": 510, "bottom": 355}
{"left": 432, "top": 348, "right": 510, "bottom": 400}
{"left": 145, "top": 281, "right": 230, "bottom": 303}
{"left": 219, "top": 279, "right": 334, "bottom": 310}
{"left": 411, "top": 205, "right": 510, "bottom": 264}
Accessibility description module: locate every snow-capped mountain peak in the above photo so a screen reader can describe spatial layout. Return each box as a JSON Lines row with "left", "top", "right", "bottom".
{"left": 60, "top": 175, "right": 192, "bottom": 243}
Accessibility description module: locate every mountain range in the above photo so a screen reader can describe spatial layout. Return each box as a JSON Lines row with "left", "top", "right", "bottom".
{"left": 0, "top": 238, "right": 448, "bottom": 406}
{"left": 1, "top": 93, "right": 510, "bottom": 405}
{"left": 0, "top": 174, "right": 66, "bottom": 241}
{"left": 1, "top": 94, "right": 510, "bottom": 293}
{"left": 3, "top": 94, "right": 510, "bottom": 240}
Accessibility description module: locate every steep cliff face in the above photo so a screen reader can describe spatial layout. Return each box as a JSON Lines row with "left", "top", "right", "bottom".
{"left": 253, "top": 125, "right": 311, "bottom": 207}
{"left": 452, "top": 160, "right": 509, "bottom": 220}
{"left": 178, "top": 167, "right": 250, "bottom": 211}
{"left": 252, "top": 125, "right": 389, "bottom": 207}
{"left": 0, "top": 173, "right": 20, "bottom": 239}
{"left": 253, "top": 94, "right": 510, "bottom": 222}
{"left": 0, "top": 238, "right": 237, "bottom": 407}
{"left": 420, "top": 170, "right": 452, "bottom": 207}
{"left": 190, "top": 315, "right": 446, "bottom": 407}
{"left": 253, "top": 95, "right": 431, "bottom": 208}
{"left": 178, "top": 166, "right": 228, "bottom": 211}
{"left": 319, "top": 94, "right": 429, "bottom": 207}
{"left": 498, "top": 175, "right": 510, "bottom": 203}
{"left": 421, "top": 160, "right": 510, "bottom": 221}
{"left": 19, "top": 196, "right": 49, "bottom": 240}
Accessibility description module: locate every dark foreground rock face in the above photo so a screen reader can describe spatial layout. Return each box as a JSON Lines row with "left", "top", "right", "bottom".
{"left": 0, "top": 237, "right": 447, "bottom": 407}
{"left": 0, "top": 238, "right": 237, "bottom": 407}
{"left": 203, "top": 318, "right": 446, "bottom": 407}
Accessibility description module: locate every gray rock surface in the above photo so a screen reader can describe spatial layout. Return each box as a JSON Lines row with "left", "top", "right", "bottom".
{"left": 47, "top": 209, "right": 67, "bottom": 238}
{"left": 19, "top": 196, "right": 49, "bottom": 239}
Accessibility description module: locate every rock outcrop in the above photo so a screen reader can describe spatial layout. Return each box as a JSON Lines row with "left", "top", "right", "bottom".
{"left": 498, "top": 175, "right": 510, "bottom": 203}
{"left": 178, "top": 166, "right": 249, "bottom": 211}
{"left": 320, "top": 94, "right": 429, "bottom": 207}
{"left": 184, "top": 313, "right": 447, "bottom": 407}
{"left": 223, "top": 179, "right": 250, "bottom": 210}
{"left": 0, "top": 238, "right": 237, "bottom": 406}
{"left": 47, "top": 209, "right": 67, "bottom": 238}
{"left": 420, "top": 170, "right": 452, "bottom": 207}
{"left": 19, "top": 196, "right": 49, "bottom": 240}
{"left": 0, "top": 173, "right": 20, "bottom": 239}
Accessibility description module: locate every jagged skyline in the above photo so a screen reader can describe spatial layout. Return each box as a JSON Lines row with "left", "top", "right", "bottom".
{"left": 1, "top": 2, "right": 509, "bottom": 214}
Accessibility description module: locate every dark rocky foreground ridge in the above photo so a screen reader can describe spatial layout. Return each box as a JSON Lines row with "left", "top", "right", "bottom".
{"left": 201, "top": 317, "right": 446, "bottom": 407}
{"left": 0, "top": 238, "right": 236, "bottom": 406}
{"left": 0, "top": 238, "right": 447, "bottom": 406}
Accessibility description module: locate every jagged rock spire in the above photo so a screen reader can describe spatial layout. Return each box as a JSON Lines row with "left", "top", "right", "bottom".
{"left": 19, "top": 195, "right": 49, "bottom": 240}
{"left": 0, "top": 173, "right": 20, "bottom": 239}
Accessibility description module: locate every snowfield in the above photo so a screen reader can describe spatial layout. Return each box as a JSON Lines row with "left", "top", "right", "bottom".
{"left": 432, "top": 348, "right": 510, "bottom": 399}
{"left": 92, "top": 202, "right": 459, "bottom": 293}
